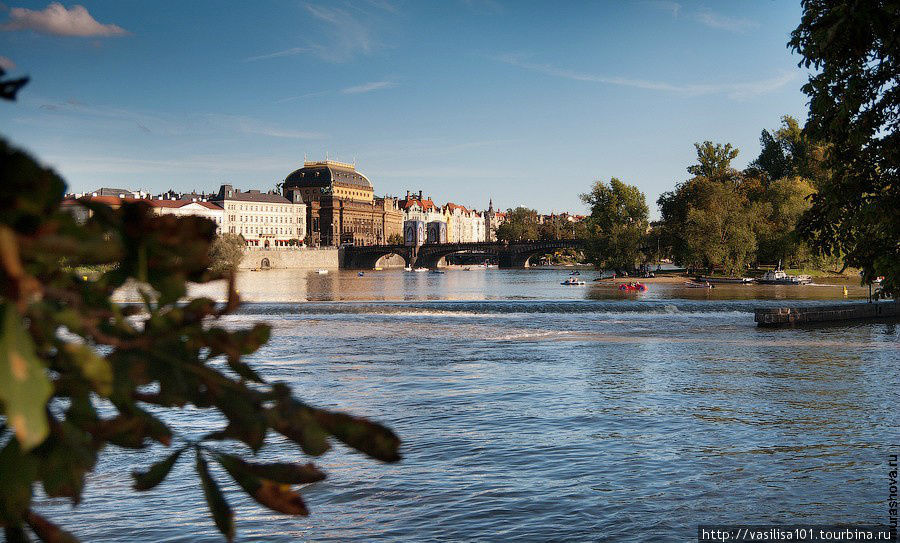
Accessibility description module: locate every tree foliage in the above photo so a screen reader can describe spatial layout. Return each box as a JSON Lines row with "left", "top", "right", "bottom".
{"left": 580, "top": 178, "right": 649, "bottom": 271}
{"left": 789, "top": 0, "right": 900, "bottom": 294}
{"left": 0, "top": 138, "right": 401, "bottom": 542}
{"left": 209, "top": 234, "right": 246, "bottom": 274}
{"left": 495, "top": 207, "right": 540, "bottom": 242}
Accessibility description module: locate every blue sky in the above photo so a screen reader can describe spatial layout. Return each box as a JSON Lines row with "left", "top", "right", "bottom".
{"left": 0, "top": 1, "right": 810, "bottom": 217}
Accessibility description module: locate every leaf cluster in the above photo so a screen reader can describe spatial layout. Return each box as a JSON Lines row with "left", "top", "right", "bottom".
{"left": 0, "top": 138, "right": 401, "bottom": 542}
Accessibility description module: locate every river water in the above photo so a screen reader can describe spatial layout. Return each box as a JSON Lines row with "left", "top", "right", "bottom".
{"left": 44, "top": 269, "right": 898, "bottom": 542}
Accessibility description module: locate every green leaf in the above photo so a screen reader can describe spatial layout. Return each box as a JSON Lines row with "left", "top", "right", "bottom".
{"left": 62, "top": 343, "right": 112, "bottom": 397}
{"left": 215, "top": 454, "right": 309, "bottom": 516}
{"left": 4, "top": 524, "right": 31, "bottom": 543}
{"left": 315, "top": 410, "right": 402, "bottom": 463}
{"left": 132, "top": 447, "right": 185, "bottom": 491}
{"left": 25, "top": 511, "right": 80, "bottom": 543}
{"left": 0, "top": 303, "right": 53, "bottom": 451}
{"left": 196, "top": 449, "right": 234, "bottom": 542}
{"left": 0, "top": 438, "right": 38, "bottom": 525}
{"left": 39, "top": 421, "right": 97, "bottom": 504}
{"left": 216, "top": 453, "right": 325, "bottom": 485}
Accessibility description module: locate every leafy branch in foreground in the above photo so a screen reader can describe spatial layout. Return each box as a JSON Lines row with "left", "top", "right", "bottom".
{"left": 0, "top": 138, "right": 401, "bottom": 542}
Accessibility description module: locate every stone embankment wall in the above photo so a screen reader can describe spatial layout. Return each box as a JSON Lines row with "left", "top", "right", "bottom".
{"left": 238, "top": 248, "right": 339, "bottom": 270}
{"left": 755, "top": 301, "right": 899, "bottom": 326}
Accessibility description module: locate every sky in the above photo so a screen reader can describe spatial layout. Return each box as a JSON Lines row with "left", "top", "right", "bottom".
{"left": 0, "top": 1, "right": 811, "bottom": 218}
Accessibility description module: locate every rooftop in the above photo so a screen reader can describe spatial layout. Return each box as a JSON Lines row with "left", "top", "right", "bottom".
{"left": 284, "top": 160, "right": 373, "bottom": 190}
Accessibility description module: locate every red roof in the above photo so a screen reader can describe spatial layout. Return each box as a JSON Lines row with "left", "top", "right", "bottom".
{"left": 400, "top": 198, "right": 437, "bottom": 211}
{"left": 444, "top": 202, "right": 470, "bottom": 213}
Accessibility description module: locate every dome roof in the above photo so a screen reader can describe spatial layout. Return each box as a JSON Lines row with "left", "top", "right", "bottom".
{"left": 284, "top": 160, "right": 372, "bottom": 190}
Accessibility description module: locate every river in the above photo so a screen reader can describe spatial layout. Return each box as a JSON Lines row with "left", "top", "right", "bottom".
{"left": 44, "top": 268, "right": 898, "bottom": 542}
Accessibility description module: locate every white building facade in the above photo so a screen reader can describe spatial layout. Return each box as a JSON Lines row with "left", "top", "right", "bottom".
{"left": 213, "top": 184, "right": 306, "bottom": 248}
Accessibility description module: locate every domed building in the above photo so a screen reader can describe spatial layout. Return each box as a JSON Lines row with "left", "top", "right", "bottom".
{"left": 282, "top": 160, "right": 403, "bottom": 247}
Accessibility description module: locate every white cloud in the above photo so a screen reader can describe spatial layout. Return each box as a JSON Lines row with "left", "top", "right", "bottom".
{"left": 693, "top": 9, "right": 758, "bottom": 33}
{"left": 341, "top": 81, "right": 396, "bottom": 94}
{"left": 493, "top": 54, "right": 796, "bottom": 99}
{"left": 305, "top": 3, "right": 376, "bottom": 62}
{"left": 244, "top": 47, "right": 310, "bottom": 62}
{"left": 0, "top": 55, "right": 15, "bottom": 70}
{"left": 1, "top": 3, "right": 127, "bottom": 37}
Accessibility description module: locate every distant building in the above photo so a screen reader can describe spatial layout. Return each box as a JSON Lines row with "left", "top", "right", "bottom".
{"left": 90, "top": 187, "right": 148, "bottom": 199}
{"left": 282, "top": 160, "right": 402, "bottom": 246}
{"left": 212, "top": 184, "right": 305, "bottom": 248}
{"left": 483, "top": 199, "right": 506, "bottom": 242}
{"left": 442, "top": 202, "right": 485, "bottom": 243}
{"left": 399, "top": 190, "right": 444, "bottom": 225}
{"left": 147, "top": 199, "right": 224, "bottom": 234}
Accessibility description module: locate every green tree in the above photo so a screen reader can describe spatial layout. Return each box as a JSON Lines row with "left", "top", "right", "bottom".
{"left": 687, "top": 141, "right": 740, "bottom": 182}
{"left": 386, "top": 232, "right": 404, "bottom": 245}
{"left": 683, "top": 179, "right": 760, "bottom": 275}
{"left": 755, "top": 176, "right": 816, "bottom": 267}
{"left": 748, "top": 115, "right": 829, "bottom": 189}
{"left": 496, "top": 207, "right": 540, "bottom": 242}
{"left": 580, "top": 178, "right": 649, "bottom": 271}
{"left": 790, "top": 0, "right": 900, "bottom": 294}
{"left": 209, "top": 234, "right": 246, "bottom": 274}
{"left": 0, "top": 139, "right": 400, "bottom": 542}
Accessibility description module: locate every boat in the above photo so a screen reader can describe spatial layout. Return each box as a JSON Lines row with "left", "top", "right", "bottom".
{"left": 316, "top": 269, "right": 329, "bottom": 275}
{"left": 570, "top": 271, "right": 581, "bottom": 276}
{"left": 756, "top": 269, "right": 812, "bottom": 285}
{"left": 429, "top": 269, "right": 445, "bottom": 275}
{"left": 374, "top": 267, "right": 383, "bottom": 271}
{"left": 358, "top": 272, "right": 365, "bottom": 277}
{"left": 684, "top": 280, "right": 714, "bottom": 289}
{"left": 414, "top": 267, "right": 429, "bottom": 272}
{"left": 696, "top": 276, "right": 753, "bottom": 284}
{"left": 404, "top": 266, "right": 413, "bottom": 271}
{"left": 561, "top": 277, "right": 586, "bottom": 285}
{"left": 463, "top": 267, "right": 472, "bottom": 271}
{"left": 618, "top": 282, "right": 647, "bottom": 292}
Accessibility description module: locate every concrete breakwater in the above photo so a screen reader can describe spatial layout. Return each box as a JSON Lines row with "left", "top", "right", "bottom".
{"left": 755, "top": 301, "right": 899, "bottom": 326}
{"left": 238, "top": 247, "right": 339, "bottom": 270}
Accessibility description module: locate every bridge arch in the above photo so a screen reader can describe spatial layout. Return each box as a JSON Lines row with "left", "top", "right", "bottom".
{"left": 343, "top": 245, "right": 412, "bottom": 269}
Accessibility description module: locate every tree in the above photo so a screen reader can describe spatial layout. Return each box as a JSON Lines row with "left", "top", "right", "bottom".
{"left": 683, "top": 179, "right": 760, "bottom": 275}
{"left": 495, "top": 207, "right": 540, "bottom": 242}
{"left": 0, "top": 138, "right": 401, "bottom": 542}
{"left": 386, "top": 233, "right": 404, "bottom": 245}
{"left": 687, "top": 141, "right": 740, "bottom": 182}
{"left": 748, "top": 115, "right": 829, "bottom": 189}
{"left": 580, "top": 178, "right": 649, "bottom": 271}
{"left": 790, "top": 0, "right": 900, "bottom": 294}
{"left": 755, "top": 176, "right": 816, "bottom": 267}
{"left": 209, "top": 234, "right": 246, "bottom": 274}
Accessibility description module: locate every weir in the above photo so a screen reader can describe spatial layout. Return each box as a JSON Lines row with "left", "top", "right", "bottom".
{"left": 754, "top": 301, "right": 899, "bottom": 326}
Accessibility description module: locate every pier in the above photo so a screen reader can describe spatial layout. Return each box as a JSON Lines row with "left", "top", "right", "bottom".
{"left": 755, "top": 301, "right": 899, "bottom": 327}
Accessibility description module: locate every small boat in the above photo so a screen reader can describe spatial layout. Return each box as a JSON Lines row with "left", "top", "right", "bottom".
{"left": 561, "top": 277, "right": 585, "bottom": 285}
{"left": 429, "top": 269, "right": 445, "bottom": 274}
{"left": 618, "top": 282, "right": 647, "bottom": 292}
{"left": 374, "top": 267, "right": 383, "bottom": 271}
{"left": 404, "top": 266, "right": 413, "bottom": 271}
{"left": 696, "top": 276, "right": 753, "bottom": 284}
{"left": 317, "top": 269, "right": 329, "bottom": 275}
{"left": 358, "top": 272, "right": 365, "bottom": 277}
{"left": 570, "top": 271, "right": 581, "bottom": 276}
{"left": 463, "top": 267, "right": 472, "bottom": 271}
{"left": 684, "top": 280, "right": 714, "bottom": 289}
{"left": 414, "top": 268, "right": 429, "bottom": 272}
{"left": 756, "top": 269, "right": 811, "bottom": 285}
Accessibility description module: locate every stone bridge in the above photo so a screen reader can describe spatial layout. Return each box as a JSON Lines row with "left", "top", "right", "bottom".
{"left": 342, "top": 240, "right": 583, "bottom": 269}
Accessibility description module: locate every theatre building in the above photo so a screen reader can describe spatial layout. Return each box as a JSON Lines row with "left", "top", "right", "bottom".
{"left": 282, "top": 160, "right": 403, "bottom": 246}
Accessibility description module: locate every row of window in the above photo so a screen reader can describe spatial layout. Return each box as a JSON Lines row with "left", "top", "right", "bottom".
{"left": 225, "top": 203, "right": 301, "bottom": 213}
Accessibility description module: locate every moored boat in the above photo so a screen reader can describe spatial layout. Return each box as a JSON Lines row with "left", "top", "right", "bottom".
{"left": 756, "top": 269, "right": 812, "bottom": 285}
{"left": 696, "top": 276, "right": 753, "bottom": 284}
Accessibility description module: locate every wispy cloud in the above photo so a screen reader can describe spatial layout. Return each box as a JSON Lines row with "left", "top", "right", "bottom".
{"left": 31, "top": 98, "right": 325, "bottom": 139}
{"left": 492, "top": 54, "right": 795, "bottom": 99}
{"left": 693, "top": 8, "right": 758, "bottom": 33}
{"left": 244, "top": 47, "right": 310, "bottom": 62}
{"left": 644, "top": 0, "right": 681, "bottom": 17}
{"left": 0, "top": 55, "right": 15, "bottom": 70}
{"left": 341, "top": 81, "right": 396, "bottom": 94}
{"left": 1, "top": 2, "right": 128, "bottom": 37}
{"left": 305, "top": 3, "right": 376, "bottom": 62}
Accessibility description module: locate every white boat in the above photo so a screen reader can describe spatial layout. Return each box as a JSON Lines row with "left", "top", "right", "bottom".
{"left": 414, "top": 268, "right": 429, "bottom": 272}
{"left": 561, "top": 277, "right": 586, "bottom": 286}
{"left": 317, "top": 269, "right": 329, "bottom": 275}
{"left": 696, "top": 276, "right": 753, "bottom": 284}
{"left": 756, "top": 269, "right": 811, "bottom": 285}
{"left": 404, "top": 266, "right": 413, "bottom": 271}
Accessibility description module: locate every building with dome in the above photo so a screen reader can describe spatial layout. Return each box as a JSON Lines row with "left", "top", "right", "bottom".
{"left": 282, "top": 160, "right": 403, "bottom": 246}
